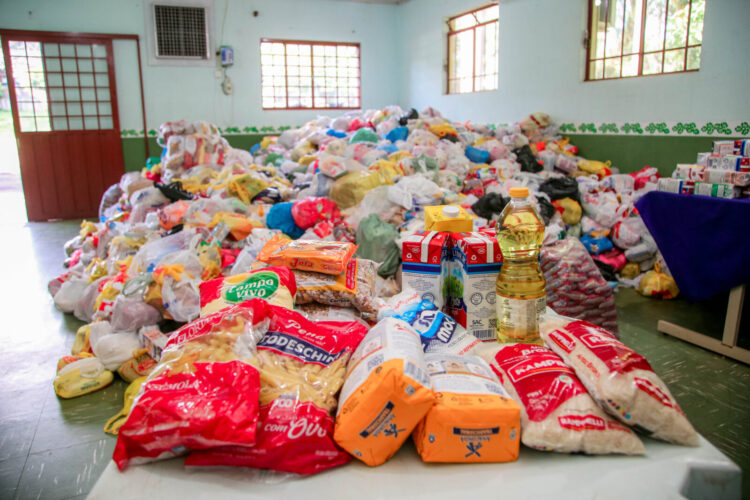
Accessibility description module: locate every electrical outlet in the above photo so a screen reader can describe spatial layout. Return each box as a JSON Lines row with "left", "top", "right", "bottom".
{"left": 215, "top": 69, "right": 223, "bottom": 79}
{"left": 222, "top": 78, "right": 233, "bottom": 95}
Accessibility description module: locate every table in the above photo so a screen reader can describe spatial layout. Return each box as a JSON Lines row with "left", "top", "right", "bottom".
{"left": 635, "top": 192, "right": 750, "bottom": 364}
{"left": 87, "top": 437, "right": 741, "bottom": 499}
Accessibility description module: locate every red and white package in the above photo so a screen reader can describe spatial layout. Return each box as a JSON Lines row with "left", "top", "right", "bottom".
{"left": 186, "top": 305, "right": 368, "bottom": 475}
{"left": 478, "top": 343, "right": 644, "bottom": 455}
{"left": 540, "top": 316, "right": 699, "bottom": 446}
{"left": 112, "top": 299, "right": 270, "bottom": 470}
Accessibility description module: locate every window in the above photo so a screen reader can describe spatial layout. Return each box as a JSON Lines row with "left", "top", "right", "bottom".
{"left": 586, "top": 0, "right": 705, "bottom": 81}
{"left": 446, "top": 4, "right": 499, "bottom": 95}
{"left": 153, "top": 5, "right": 208, "bottom": 59}
{"left": 260, "top": 40, "right": 360, "bottom": 110}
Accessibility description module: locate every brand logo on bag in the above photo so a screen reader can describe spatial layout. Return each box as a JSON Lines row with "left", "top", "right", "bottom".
{"left": 634, "top": 377, "right": 676, "bottom": 410}
{"left": 506, "top": 357, "right": 572, "bottom": 383}
{"left": 148, "top": 379, "right": 202, "bottom": 392}
{"left": 548, "top": 330, "right": 576, "bottom": 353}
{"left": 224, "top": 272, "right": 279, "bottom": 303}
{"left": 557, "top": 414, "right": 606, "bottom": 431}
{"left": 259, "top": 331, "right": 339, "bottom": 366}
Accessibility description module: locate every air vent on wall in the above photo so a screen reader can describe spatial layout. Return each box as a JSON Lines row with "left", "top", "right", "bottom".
{"left": 154, "top": 4, "right": 208, "bottom": 59}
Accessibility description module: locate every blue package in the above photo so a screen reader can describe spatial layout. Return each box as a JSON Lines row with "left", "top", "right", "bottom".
{"left": 580, "top": 233, "right": 614, "bottom": 255}
{"left": 266, "top": 202, "right": 304, "bottom": 239}
{"left": 395, "top": 300, "right": 463, "bottom": 351}
{"left": 326, "top": 129, "right": 347, "bottom": 138}
{"left": 377, "top": 143, "right": 399, "bottom": 154}
{"left": 465, "top": 145, "right": 490, "bottom": 164}
{"left": 250, "top": 142, "right": 261, "bottom": 154}
{"left": 385, "top": 126, "right": 409, "bottom": 143}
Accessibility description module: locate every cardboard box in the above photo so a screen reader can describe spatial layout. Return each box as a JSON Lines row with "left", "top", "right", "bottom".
{"left": 674, "top": 164, "right": 705, "bottom": 182}
{"left": 696, "top": 152, "right": 713, "bottom": 167}
{"left": 425, "top": 206, "right": 473, "bottom": 233}
{"left": 735, "top": 139, "right": 750, "bottom": 157}
{"left": 402, "top": 231, "right": 450, "bottom": 308}
{"left": 657, "top": 178, "right": 686, "bottom": 194}
{"left": 138, "top": 325, "right": 169, "bottom": 361}
{"left": 693, "top": 182, "right": 739, "bottom": 199}
{"left": 713, "top": 140, "right": 735, "bottom": 155}
{"left": 445, "top": 231, "right": 502, "bottom": 341}
{"left": 703, "top": 169, "right": 750, "bottom": 186}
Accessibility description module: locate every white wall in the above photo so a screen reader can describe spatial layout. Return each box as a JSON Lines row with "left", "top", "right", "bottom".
{"left": 397, "top": 0, "right": 750, "bottom": 125}
{"left": 0, "top": 0, "right": 400, "bottom": 130}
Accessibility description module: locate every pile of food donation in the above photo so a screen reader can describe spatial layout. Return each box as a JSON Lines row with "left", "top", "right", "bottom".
{"left": 48, "top": 106, "right": 699, "bottom": 478}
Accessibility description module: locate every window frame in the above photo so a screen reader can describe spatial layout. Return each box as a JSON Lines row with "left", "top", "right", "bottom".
{"left": 445, "top": 3, "right": 499, "bottom": 95}
{"left": 585, "top": 0, "right": 703, "bottom": 82}
{"left": 259, "top": 38, "right": 361, "bottom": 111}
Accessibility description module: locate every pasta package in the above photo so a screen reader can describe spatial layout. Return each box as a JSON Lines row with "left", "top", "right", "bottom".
{"left": 334, "top": 318, "right": 435, "bottom": 467}
{"left": 293, "top": 258, "right": 378, "bottom": 318}
{"left": 257, "top": 234, "right": 357, "bottom": 275}
{"left": 199, "top": 266, "right": 296, "bottom": 315}
{"left": 112, "top": 300, "right": 269, "bottom": 470}
{"left": 479, "top": 343, "right": 645, "bottom": 455}
{"left": 186, "top": 305, "right": 367, "bottom": 475}
{"left": 540, "top": 316, "right": 698, "bottom": 446}
{"left": 413, "top": 354, "right": 521, "bottom": 463}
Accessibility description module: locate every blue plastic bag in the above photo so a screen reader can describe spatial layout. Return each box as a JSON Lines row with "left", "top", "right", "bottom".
{"left": 326, "top": 129, "right": 347, "bottom": 138}
{"left": 465, "top": 145, "right": 490, "bottom": 164}
{"left": 580, "top": 233, "right": 614, "bottom": 255}
{"left": 385, "top": 126, "right": 409, "bottom": 143}
{"left": 266, "top": 202, "right": 304, "bottom": 239}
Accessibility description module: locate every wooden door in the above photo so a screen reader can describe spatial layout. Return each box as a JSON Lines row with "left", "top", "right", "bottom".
{"left": 1, "top": 31, "right": 125, "bottom": 221}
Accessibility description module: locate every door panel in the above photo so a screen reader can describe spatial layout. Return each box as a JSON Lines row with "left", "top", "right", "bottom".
{"left": 1, "top": 33, "right": 125, "bottom": 221}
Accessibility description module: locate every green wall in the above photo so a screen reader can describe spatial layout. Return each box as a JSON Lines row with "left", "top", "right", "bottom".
{"left": 565, "top": 134, "right": 746, "bottom": 177}
{"left": 121, "top": 134, "right": 273, "bottom": 172}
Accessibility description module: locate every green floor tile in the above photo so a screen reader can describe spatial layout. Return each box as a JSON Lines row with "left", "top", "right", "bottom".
{"left": 0, "top": 413, "right": 40, "bottom": 462}
{"left": 14, "top": 439, "right": 114, "bottom": 500}
{"left": 0, "top": 457, "right": 26, "bottom": 499}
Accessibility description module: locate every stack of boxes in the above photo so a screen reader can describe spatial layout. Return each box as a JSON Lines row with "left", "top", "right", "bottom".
{"left": 658, "top": 139, "right": 750, "bottom": 198}
{"left": 402, "top": 222, "right": 502, "bottom": 343}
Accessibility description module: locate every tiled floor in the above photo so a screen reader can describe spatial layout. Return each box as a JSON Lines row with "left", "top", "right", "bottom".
{"left": 0, "top": 213, "right": 748, "bottom": 499}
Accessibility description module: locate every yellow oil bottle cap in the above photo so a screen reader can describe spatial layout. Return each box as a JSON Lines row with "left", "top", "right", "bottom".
{"left": 509, "top": 187, "right": 529, "bottom": 198}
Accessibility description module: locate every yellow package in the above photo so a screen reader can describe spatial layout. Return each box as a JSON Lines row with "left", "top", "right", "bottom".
{"left": 388, "top": 151, "right": 412, "bottom": 163}
{"left": 330, "top": 170, "right": 389, "bottom": 209}
{"left": 117, "top": 349, "right": 157, "bottom": 383}
{"left": 72, "top": 324, "right": 93, "bottom": 355}
{"left": 257, "top": 234, "right": 357, "bottom": 275}
{"left": 208, "top": 211, "right": 262, "bottom": 241}
{"left": 298, "top": 155, "right": 317, "bottom": 167}
{"left": 104, "top": 377, "right": 147, "bottom": 436}
{"left": 199, "top": 266, "right": 297, "bottom": 315}
{"left": 429, "top": 123, "right": 458, "bottom": 139}
{"left": 54, "top": 356, "right": 114, "bottom": 399}
{"left": 577, "top": 159, "right": 612, "bottom": 179}
{"left": 259, "top": 136, "right": 277, "bottom": 150}
{"left": 413, "top": 353, "right": 520, "bottom": 463}
{"left": 226, "top": 173, "right": 269, "bottom": 205}
{"left": 424, "top": 205, "right": 474, "bottom": 233}
{"left": 620, "top": 261, "right": 641, "bottom": 279}
{"left": 334, "top": 318, "right": 435, "bottom": 466}
{"left": 637, "top": 262, "right": 679, "bottom": 299}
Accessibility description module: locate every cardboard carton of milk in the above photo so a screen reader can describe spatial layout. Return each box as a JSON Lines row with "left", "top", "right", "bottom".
{"left": 402, "top": 231, "right": 449, "bottom": 308}
{"left": 445, "top": 232, "right": 502, "bottom": 341}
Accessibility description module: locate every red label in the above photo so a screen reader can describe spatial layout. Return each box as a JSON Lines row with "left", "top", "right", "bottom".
{"left": 547, "top": 329, "right": 576, "bottom": 353}
{"left": 401, "top": 231, "right": 448, "bottom": 264}
{"left": 557, "top": 414, "right": 606, "bottom": 431}
{"left": 634, "top": 377, "right": 677, "bottom": 410}
{"left": 492, "top": 344, "right": 585, "bottom": 422}
{"left": 186, "top": 400, "right": 351, "bottom": 475}
{"left": 563, "top": 321, "right": 653, "bottom": 374}
{"left": 345, "top": 259, "right": 357, "bottom": 290}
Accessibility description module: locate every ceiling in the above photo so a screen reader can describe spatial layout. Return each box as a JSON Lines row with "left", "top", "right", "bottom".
{"left": 328, "top": 0, "right": 408, "bottom": 5}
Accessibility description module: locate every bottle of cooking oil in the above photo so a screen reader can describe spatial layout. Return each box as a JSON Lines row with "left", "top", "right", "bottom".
{"left": 495, "top": 187, "right": 546, "bottom": 344}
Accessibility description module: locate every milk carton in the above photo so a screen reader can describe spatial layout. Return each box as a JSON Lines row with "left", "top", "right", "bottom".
{"left": 713, "top": 140, "right": 735, "bottom": 155}
{"left": 693, "top": 182, "right": 739, "bottom": 199}
{"left": 445, "top": 232, "right": 502, "bottom": 341}
{"left": 401, "top": 231, "right": 449, "bottom": 308}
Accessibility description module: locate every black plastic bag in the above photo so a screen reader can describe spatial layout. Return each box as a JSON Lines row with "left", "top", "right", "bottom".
{"left": 594, "top": 259, "right": 617, "bottom": 282}
{"left": 539, "top": 177, "right": 579, "bottom": 201}
{"left": 471, "top": 193, "right": 509, "bottom": 220}
{"left": 398, "top": 108, "right": 419, "bottom": 126}
{"left": 535, "top": 196, "right": 555, "bottom": 225}
{"left": 154, "top": 181, "right": 194, "bottom": 202}
{"left": 514, "top": 145, "right": 543, "bottom": 173}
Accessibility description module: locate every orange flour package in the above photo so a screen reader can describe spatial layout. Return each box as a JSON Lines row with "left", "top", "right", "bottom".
{"left": 257, "top": 234, "right": 357, "bottom": 275}
{"left": 413, "top": 353, "right": 520, "bottom": 463}
{"left": 334, "top": 318, "right": 435, "bottom": 466}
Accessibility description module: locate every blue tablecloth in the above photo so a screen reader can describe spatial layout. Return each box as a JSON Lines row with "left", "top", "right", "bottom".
{"left": 635, "top": 191, "right": 750, "bottom": 301}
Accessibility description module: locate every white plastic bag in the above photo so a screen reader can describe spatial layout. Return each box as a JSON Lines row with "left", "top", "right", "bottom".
{"left": 53, "top": 278, "right": 89, "bottom": 313}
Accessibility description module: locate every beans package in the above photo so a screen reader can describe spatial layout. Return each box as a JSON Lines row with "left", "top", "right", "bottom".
{"left": 186, "top": 304, "right": 367, "bottom": 475}
{"left": 541, "top": 237, "right": 618, "bottom": 333}
{"left": 479, "top": 343, "right": 645, "bottom": 455}
{"left": 540, "top": 316, "right": 698, "bottom": 446}
{"left": 113, "top": 300, "right": 269, "bottom": 470}
{"left": 413, "top": 354, "right": 521, "bottom": 463}
{"left": 334, "top": 318, "right": 435, "bottom": 466}
{"left": 257, "top": 234, "right": 357, "bottom": 275}
{"left": 293, "top": 258, "right": 378, "bottom": 319}
{"left": 199, "top": 266, "right": 296, "bottom": 315}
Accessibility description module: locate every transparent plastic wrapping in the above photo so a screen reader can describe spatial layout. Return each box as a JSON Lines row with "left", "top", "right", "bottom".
{"left": 539, "top": 315, "right": 698, "bottom": 446}
{"left": 541, "top": 237, "right": 618, "bottom": 333}
{"left": 257, "top": 234, "right": 357, "bottom": 275}
{"left": 186, "top": 305, "right": 367, "bottom": 475}
{"left": 477, "top": 343, "right": 645, "bottom": 455}
{"left": 112, "top": 300, "right": 270, "bottom": 470}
